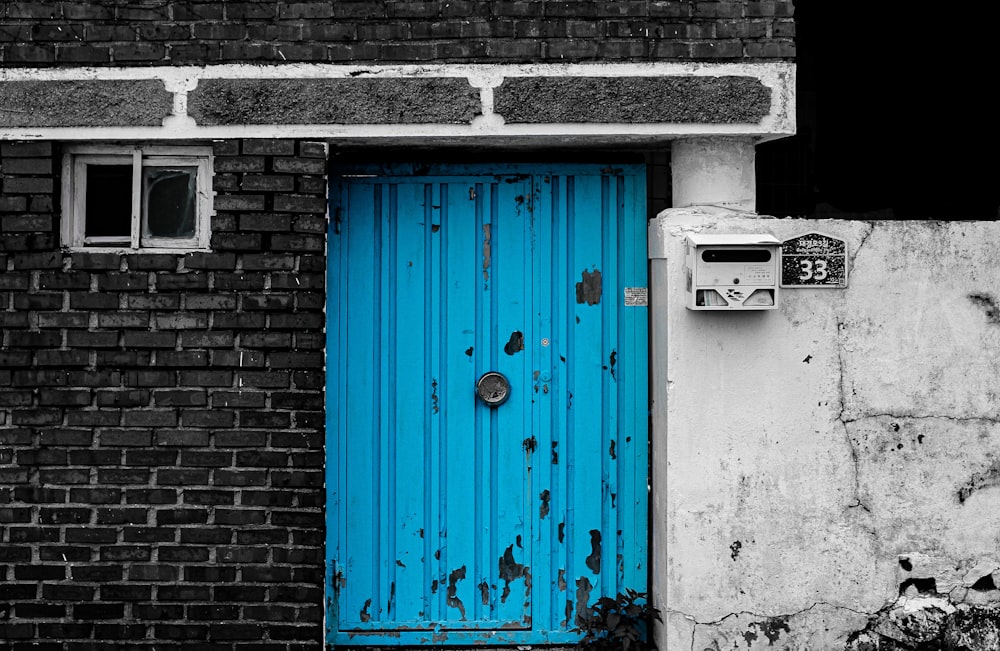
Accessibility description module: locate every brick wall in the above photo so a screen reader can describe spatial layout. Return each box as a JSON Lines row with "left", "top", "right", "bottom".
{"left": 0, "top": 0, "right": 795, "bottom": 65}
{"left": 0, "top": 139, "right": 328, "bottom": 649}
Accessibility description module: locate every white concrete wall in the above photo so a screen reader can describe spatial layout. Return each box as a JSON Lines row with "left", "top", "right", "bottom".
{"left": 652, "top": 209, "right": 1000, "bottom": 649}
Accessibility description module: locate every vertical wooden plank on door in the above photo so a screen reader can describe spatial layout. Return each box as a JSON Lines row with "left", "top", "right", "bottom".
{"left": 339, "top": 180, "right": 382, "bottom": 628}
{"left": 490, "top": 177, "right": 533, "bottom": 628}
{"left": 565, "top": 172, "right": 608, "bottom": 626}
{"left": 390, "top": 181, "right": 432, "bottom": 622}
{"left": 439, "top": 179, "right": 479, "bottom": 625}
{"left": 617, "top": 171, "right": 649, "bottom": 593}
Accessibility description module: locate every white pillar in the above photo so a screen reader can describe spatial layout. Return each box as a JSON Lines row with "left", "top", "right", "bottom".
{"left": 648, "top": 136, "right": 756, "bottom": 649}
{"left": 671, "top": 137, "right": 756, "bottom": 212}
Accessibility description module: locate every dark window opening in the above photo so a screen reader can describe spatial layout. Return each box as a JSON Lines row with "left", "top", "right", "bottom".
{"left": 84, "top": 165, "right": 132, "bottom": 239}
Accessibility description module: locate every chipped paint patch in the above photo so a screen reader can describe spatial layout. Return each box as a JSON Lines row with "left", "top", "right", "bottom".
{"left": 504, "top": 330, "right": 524, "bottom": 355}
{"left": 499, "top": 544, "right": 527, "bottom": 604}
{"left": 478, "top": 580, "right": 490, "bottom": 605}
{"left": 540, "top": 489, "right": 551, "bottom": 519}
{"left": 576, "top": 268, "right": 602, "bottom": 305}
{"left": 574, "top": 577, "right": 593, "bottom": 627}
{"left": 446, "top": 566, "right": 467, "bottom": 620}
{"left": 585, "top": 529, "right": 602, "bottom": 574}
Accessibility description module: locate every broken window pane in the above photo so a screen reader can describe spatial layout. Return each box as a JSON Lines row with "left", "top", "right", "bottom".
{"left": 85, "top": 165, "right": 132, "bottom": 239}
{"left": 143, "top": 167, "right": 197, "bottom": 239}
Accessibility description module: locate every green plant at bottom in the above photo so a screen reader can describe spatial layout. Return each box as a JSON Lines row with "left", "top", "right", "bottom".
{"left": 575, "top": 589, "right": 662, "bottom": 651}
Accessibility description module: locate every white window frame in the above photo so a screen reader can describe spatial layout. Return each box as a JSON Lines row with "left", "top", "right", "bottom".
{"left": 61, "top": 145, "right": 214, "bottom": 252}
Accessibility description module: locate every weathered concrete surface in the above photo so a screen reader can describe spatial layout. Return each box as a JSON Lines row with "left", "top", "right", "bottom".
{"left": 187, "top": 77, "right": 481, "bottom": 125}
{"left": 493, "top": 76, "right": 771, "bottom": 123}
{"left": 0, "top": 80, "right": 172, "bottom": 127}
{"left": 653, "top": 212, "right": 1000, "bottom": 649}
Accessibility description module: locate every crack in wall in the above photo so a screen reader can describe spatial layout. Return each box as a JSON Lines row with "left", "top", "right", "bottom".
{"left": 669, "top": 602, "right": 872, "bottom": 651}
{"left": 843, "top": 413, "right": 1000, "bottom": 425}
{"left": 834, "top": 315, "right": 870, "bottom": 515}
{"left": 847, "top": 221, "right": 875, "bottom": 273}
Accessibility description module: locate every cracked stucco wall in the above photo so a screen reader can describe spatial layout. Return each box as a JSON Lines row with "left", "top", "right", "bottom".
{"left": 652, "top": 212, "right": 1000, "bottom": 650}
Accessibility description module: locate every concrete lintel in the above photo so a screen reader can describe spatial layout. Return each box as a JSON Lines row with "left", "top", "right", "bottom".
{"left": 0, "top": 62, "right": 795, "bottom": 143}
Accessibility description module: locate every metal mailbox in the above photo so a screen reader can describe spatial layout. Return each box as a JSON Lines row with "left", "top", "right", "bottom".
{"left": 684, "top": 233, "right": 781, "bottom": 310}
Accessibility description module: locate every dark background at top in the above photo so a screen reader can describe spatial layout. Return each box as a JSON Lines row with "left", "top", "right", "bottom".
{"left": 757, "top": 3, "right": 1000, "bottom": 219}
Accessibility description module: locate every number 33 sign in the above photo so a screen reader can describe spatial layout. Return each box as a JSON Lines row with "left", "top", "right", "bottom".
{"left": 780, "top": 232, "right": 848, "bottom": 288}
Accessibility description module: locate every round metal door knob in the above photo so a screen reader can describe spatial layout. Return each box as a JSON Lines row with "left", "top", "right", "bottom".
{"left": 476, "top": 371, "right": 510, "bottom": 407}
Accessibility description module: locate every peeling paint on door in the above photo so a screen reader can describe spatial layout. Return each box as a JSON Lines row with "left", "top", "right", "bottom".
{"left": 576, "top": 268, "right": 603, "bottom": 305}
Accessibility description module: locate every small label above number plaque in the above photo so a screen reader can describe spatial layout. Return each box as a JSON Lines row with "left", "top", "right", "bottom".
{"left": 780, "top": 232, "right": 848, "bottom": 288}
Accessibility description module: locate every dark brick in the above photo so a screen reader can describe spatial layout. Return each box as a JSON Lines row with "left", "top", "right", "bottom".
{"left": 211, "top": 623, "right": 264, "bottom": 640}
{"left": 101, "top": 584, "right": 153, "bottom": 601}
{"left": 37, "top": 622, "right": 94, "bottom": 639}
{"left": 100, "top": 545, "right": 152, "bottom": 561}
{"left": 43, "top": 583, "right": 95, "bottom": 600}
{"left": 69, "top": 488, "right": 120, "bottom": 504}
{"left": 133, "top": 603, "right": 184, "bottom": 620}
{"left": 156, "top": 468, "right": 209, "bottom": 485}
{"left": 156, "top": 584, "right": 211, "bottom": 601}
{"left": 69, "top": 291, "right": 119, "bottom": 309}
{"left": 120, "top": 332, "right": 178, "bottom": 350}
{"left": 100, "top": 430, "right": 153, "bottom": 447}
{"left": 125, "top": 489, "right": 177, "bottom": 504}
{"left": 38, "top": 389, "right": 91, "bottom": 406}
{"left": 210, "top": 232, "right": 264, "bottom": 250}
{"left": 0, "top": 507, "right": 32, "bottom": 522}
{"left": 13, "top": 486, "right": 66, "bottom": 503}
{"left": 40, "top": 468, "right": 92, "bottom": 484}
{"left": 213, "top": 313, "right": 267, "bottom": 330}
{"left": 179, "top": 527, "right": 232, "bottom": 544}
{"left": 154, "top": 623, "right": 209, "bottom": 640}
{"left": 240, "top": 490, "right": 295, "bottom": 506}
{"left": 215, "top": 194, "right": 266, "bottom": 211}
{"left": 15, "top": 602, "right": 67, "bottom": 618}
{"left": 92, "top": 511, "right": 150, "bottom": 530}
{"left": 180, "top": 331, "right": 234, "bottom": 348}
{"left": 216, "top": 472, "right": 267, "bottom": 491}
{"left": 13, "top": 292, "right": 62, "bottom": 310}
{"left": 153, "top": 389, "right": 207, "bottom": 407}
{"left": 156, "top": 272, "right": 209, "bottom": 291}
{"left": 183, "top": 565, "right": 238, "bottom": 582}
{"left": 156, "top": 509, "right": 209, "bottom": 526}
{"left": 15, "top": 564, "right": 66, "bottom": 580}
{"left": 126, "top": 294, "right": 181, "bottom": 310}
{"left": 154, "top": 429, "right": 210, "bottom": 447}
{"left": 123, "top": 449, "right": 178, "bottom": 466}
{"left": 113, "top": 42, "right": 167, "bottom": 61}
{"left": 74, "top": 603, "right": 126, "bottom": 620}
{"left": 97, "top": 468, "right": 152, "bottom": 484}
{"left": 71, "top": 565, "right": 123, "bottom": 581}
{"left": 215, "top": 585, "right": 267, "bottom": 601}
{"left": 180, "top": 409, "right": 234, "bottom": 427}
{"left": 123, "top": 527, "right": 175, "bottom": 543}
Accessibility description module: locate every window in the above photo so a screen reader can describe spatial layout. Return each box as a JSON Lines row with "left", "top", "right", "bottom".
{"left": 62, "top": 145, "right": 213, "bottom": 250}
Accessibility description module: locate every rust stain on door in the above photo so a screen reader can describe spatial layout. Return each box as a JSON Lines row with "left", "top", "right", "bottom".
{"left": 482, "top": 223, "right": 492, "bottom": 283}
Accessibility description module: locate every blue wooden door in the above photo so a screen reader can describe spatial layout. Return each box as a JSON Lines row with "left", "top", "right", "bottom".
{"left": 326, "top": 163, "right": 648, "bottom": 646}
